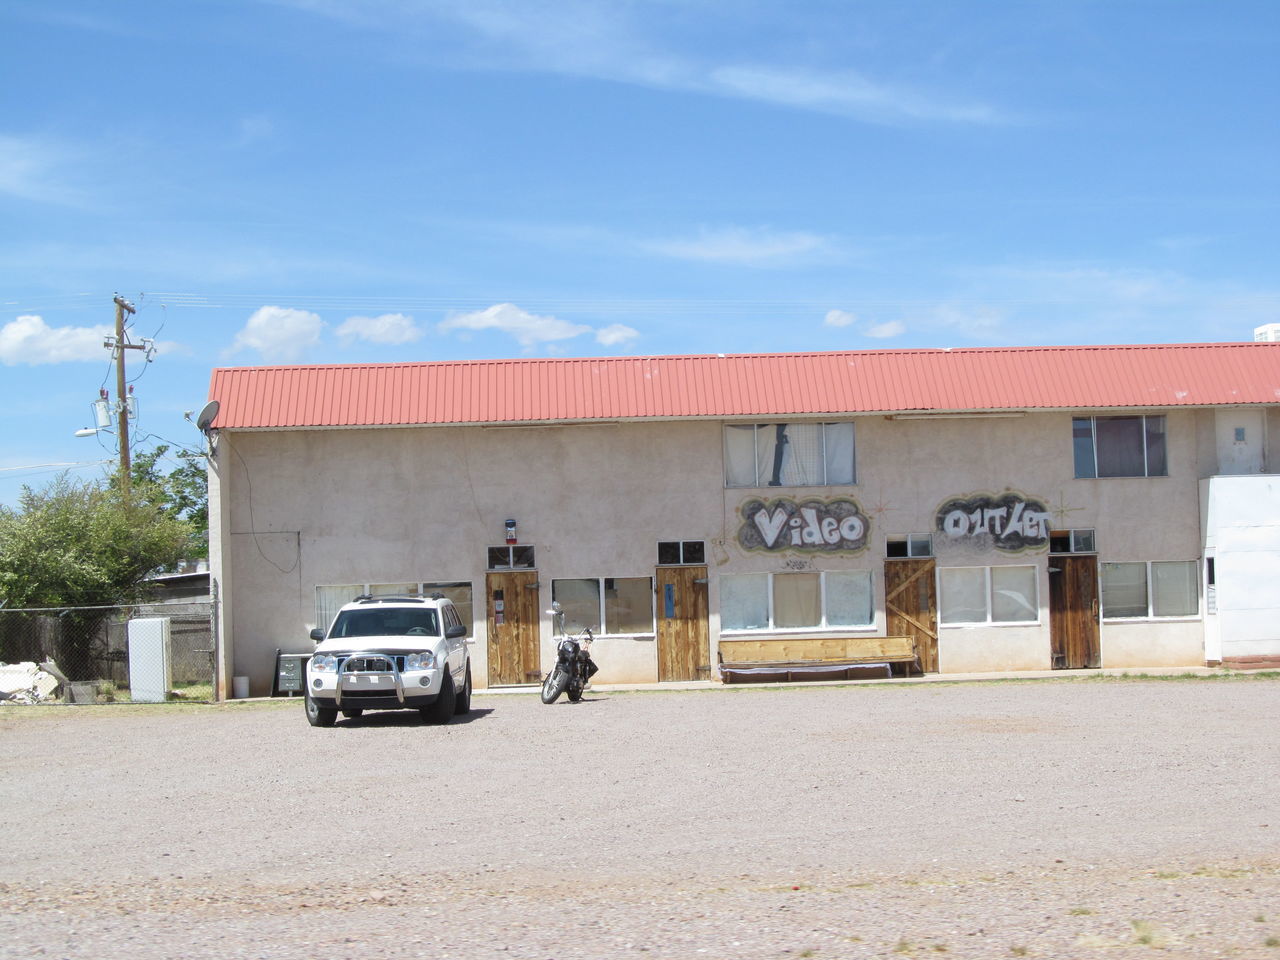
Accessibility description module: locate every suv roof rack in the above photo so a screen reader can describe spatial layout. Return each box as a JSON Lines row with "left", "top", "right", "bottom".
{"left": 352, "top": 595, "right": 430, "bottom": 605}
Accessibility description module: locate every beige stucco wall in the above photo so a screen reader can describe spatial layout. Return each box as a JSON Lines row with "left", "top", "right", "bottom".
{"left": 210, "top": 407, "right": 1233, "bottom": 696}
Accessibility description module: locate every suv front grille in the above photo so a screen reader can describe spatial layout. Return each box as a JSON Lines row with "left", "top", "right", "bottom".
{"left": 338, "top": 655, "right": 407, "bottom": 672}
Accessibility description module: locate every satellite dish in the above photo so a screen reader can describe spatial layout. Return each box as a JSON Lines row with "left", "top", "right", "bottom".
{"left": 195, "top": 400, "right": 220, "bottom": 432}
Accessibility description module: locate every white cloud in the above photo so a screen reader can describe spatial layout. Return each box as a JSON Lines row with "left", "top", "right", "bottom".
{"left": 439, "top": 303, "right": 591, "bottom": 348}
{"left": 648, "top": 227, "right": 830, "bottom": 266}
{"left": 928, "top": 303, "right": 1006, "bottom": 338}
{"left": 707, "top": 66, "right": 1001, "bottom": 125}
{"left": 824, "top": 309, "right": 857, "bottom": 328}
{"left": 595, "top": 323, "right": 639, "bottom": 347}
{"left": 866, "top": 320, "right": 906, "bottom": 339}
{"left": 268, "top": 1, "right": 1004, "bottom": 127}
{"left": 0, "top": 315, "right": 112, "bottom": 365}
{"left": 236, "top": 114, "right": 275, "bottom": 148}
{"left": 0, "top": 135, "right": 82, "bottom": 205}
{"left": 230, "top": 306, "right": 324, "bottom": 361}
{"left": 336, "top": 313, "right": 422, "bottom": 345}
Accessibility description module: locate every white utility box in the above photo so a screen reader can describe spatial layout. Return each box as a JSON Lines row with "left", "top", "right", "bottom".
{"left": 127, "top": 617, "right": 172, "bottom": 703}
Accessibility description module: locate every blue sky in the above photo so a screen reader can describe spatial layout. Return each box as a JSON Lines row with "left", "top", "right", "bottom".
{"left": 2, "top": 0, "right": 1277, "bottom": 507}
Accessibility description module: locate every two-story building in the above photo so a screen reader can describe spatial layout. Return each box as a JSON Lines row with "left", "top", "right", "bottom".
{"left": 205, "top": 341, "right": 1280, "bottom": 698}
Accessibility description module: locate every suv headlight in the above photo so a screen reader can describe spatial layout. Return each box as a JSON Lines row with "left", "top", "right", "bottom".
{"left": 311, "top": 654, "right": 338, "bottom": 673}
{"left": 406, "top": 651, "right": 436, "bottom": 671}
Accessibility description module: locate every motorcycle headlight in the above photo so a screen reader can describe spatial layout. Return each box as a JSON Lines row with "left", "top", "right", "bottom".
{"left": 407, "top": 651, "right": 436, "bottom": 671}
{"left": 311, "top": 654, "right": 338, "bottom": 673}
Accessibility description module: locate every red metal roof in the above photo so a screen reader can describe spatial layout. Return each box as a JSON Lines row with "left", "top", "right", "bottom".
{"left": 206, "top": 342, "right": 1280, "bottom": 430}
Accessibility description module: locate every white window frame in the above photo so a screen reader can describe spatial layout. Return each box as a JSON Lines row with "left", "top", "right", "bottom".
{"left": 487, "top": 545, "right": 536, "bottom": 570}
{"left": 886, "top": 533, "right": 933, "bottom": 558}
{"left": 724, "top": 422, "right": 857, "bottom": 488}
{"left": 1073, "top": 415, "right": 1168, "bottom": 479}
{"left": 657, "top": 540, "right": 707, "bottom": 566}
{"left": 1050, "top": 529, "right": 1096, "bottom": 554}
{"left": 938, "top": 565, "right": 1040, "bottom": 626}
{"left": 551, "top": 577, "right": 656, "bottom": 637}
{"left": 1100, "top": 560, "right": 1200, "bottom": 621}
{"left": 719, "top": 570, "right": 876, "bottom": 634}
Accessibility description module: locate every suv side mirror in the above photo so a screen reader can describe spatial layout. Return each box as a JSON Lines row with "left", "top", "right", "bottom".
{"left": 309, "top": 628, "right": 325, "bottom": 643}
{"left": 446, "top": 624, "right": 467, "bottom": 639}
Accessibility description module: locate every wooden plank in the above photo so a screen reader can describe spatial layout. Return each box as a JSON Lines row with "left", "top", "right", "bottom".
{"left": 719, "top": 635, "right": 917, "bottom": 664}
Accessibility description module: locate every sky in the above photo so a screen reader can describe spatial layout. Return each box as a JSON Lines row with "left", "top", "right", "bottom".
{"left": 1, "top": 0, "right": 1277, "bottom": 507}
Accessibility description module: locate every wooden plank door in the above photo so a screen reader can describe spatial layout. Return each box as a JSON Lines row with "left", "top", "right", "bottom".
{"left": 486, "top": 570, "right": 541, "bottom": 685}
{"left": 1049, "top": 555, "right": 1100, "bottom": 669}
{"left": 884, "top": 558, "right": 938, "bottom": 673}
{"left": 656, "top": 565, "right": 709, "bottom": 682}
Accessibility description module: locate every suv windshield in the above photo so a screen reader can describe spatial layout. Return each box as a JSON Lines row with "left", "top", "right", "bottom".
{"left": 329, "top": 608, "right": 441, "bottom": 639}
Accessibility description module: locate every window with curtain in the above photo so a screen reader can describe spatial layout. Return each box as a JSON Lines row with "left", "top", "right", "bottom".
{"left": 1102, "top": 561, "right": 1197, "bottom": 619}
{"left": 720, "top": 570, "right": 874, "bottom": 631}
{"left": 1073, "top": 415, "right": 1168, "bottom": 478}
{"left": 724, "top": 422, "right": 856, "bottom": 487}
{"left": 939, "top": 566, "right": 1038, "bottom": 625}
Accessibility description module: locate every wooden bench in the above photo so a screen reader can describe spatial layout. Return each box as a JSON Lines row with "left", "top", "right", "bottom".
{"left": 717, "top": 635, "right": 920, "bottom": 684}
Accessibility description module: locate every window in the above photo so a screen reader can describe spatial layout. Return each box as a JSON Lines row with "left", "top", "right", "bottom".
{"left": 1101, "top": 561, "right": 1198, "bottom": 619}
{"left": 1049, "top": 529, "right": 1096, "bottom": 554}
{"left": 1073, "top": 416, "right": 1167, "bottom": 478}
{"left": 939, "top": 566, "right": 1038, "bottom": 625}
{"left": 887, "top": 534, "right": 933, "bottom": 558}
{"left": 724, "top": 422, "right": 856, "bottom": 487}
{"left": 720, "top": 570, "right": 874, "bottom": 631}
{"left": 658, "top": 540, "right": 707, "bottom": 565}
{"left": 487, "top": 545, "right": 535, "bottom": 569}
{"left": 329, "top": 607, "right": 440, "bottom": 639}
{"left": 315, "top": 581, "right": 474, "bottom": 637}
{"left": 551, "top": 577, "right": 654, "bottom": 635}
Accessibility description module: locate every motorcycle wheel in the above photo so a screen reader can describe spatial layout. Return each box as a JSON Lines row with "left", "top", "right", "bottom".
{"left": 566, "top": 678, "right": 583, "bottom": 702}
{"left": 540, "top": 666, "right": 569, "bottom": 704}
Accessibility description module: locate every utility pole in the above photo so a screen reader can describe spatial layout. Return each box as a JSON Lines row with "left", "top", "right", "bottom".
{"left": 110, "top": 294, "right": 147, "bottom": 496}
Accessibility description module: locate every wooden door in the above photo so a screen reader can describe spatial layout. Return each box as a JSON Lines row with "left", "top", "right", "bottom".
{"left": 656, "top": 566, "right": 709, "bottom": 682}
{"left": 1049, "top": 555, "right": 1100, "bottom": 669}
{"left": 486, "top": 570, "right": 541, "bottom": 685}
{"left": 884, "top": 558, "right": 938, "bottom": 673}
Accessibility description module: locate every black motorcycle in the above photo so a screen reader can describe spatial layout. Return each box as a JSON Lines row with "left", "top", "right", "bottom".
{"left": 540, "top": 602, "right": 599, "bottom": 704}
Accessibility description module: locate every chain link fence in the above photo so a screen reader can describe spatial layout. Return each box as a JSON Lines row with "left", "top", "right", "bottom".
{"left": 0, "top": 601, "right": 215, "bottom": 704}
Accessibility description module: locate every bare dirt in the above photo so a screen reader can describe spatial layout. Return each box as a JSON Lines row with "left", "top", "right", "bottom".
{"left": 2, "top": 676, "right": 1279, "bottom": 959}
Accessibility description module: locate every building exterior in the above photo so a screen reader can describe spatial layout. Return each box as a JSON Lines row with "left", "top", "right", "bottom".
{"left": 205, "top": 342, "right": 1280, "bottom": 699}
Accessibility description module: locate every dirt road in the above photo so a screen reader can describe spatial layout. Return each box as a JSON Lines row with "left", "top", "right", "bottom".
{"left": 2, "top": 677, "right": 1278, "bottom": 958}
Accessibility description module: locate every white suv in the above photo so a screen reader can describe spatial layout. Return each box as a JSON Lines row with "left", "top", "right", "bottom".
{"left": 305, "top": 594, "right": 472, "bottom": 727}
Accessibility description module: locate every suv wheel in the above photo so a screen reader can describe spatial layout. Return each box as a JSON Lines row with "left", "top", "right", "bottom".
{"left": 305, "top": 691, "right": 337, "bottom": 727}
{"left": 421, "top": 673, "right": 455, "bottom": 725}
{"left": 453, "top": 663, "right": 472, "bottom": 715}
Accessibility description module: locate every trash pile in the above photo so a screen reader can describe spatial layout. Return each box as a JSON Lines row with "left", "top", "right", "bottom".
{"left": 0, "top": 660, "right": 66, "bottom": 704}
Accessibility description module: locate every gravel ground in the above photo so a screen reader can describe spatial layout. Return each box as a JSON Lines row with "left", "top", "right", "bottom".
{"left": 2, "top": 676, "right": 1279, "bottom": 959}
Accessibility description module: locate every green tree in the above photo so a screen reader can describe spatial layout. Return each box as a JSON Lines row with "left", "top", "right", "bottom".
{"left": 0, "top": 475, "right": 193, "bottom": 676}
{"left": 125, "top": 444, "right": 209, "bottom": 557}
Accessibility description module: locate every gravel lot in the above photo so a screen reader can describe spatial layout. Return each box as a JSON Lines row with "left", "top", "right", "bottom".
{"left": 2, "top": 676, "right": 1279, "bottom": 959}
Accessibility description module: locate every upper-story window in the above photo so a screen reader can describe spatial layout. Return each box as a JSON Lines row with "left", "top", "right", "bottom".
{"left": 724, "top": 423, "right": 856, "bottom": 487}
{"left": 1073, "top": 415, "right": 1167, "bottom": 478}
